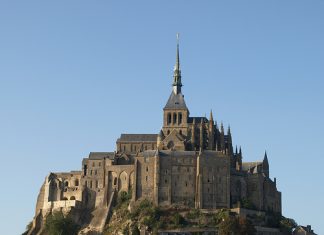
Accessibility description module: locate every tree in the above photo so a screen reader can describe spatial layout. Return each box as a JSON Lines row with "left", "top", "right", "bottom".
{"left": 219, "top": 216, "right": 256, "bottom": 235}
{"left": 44, "top": 211, "right": 79, "bottom": 235}
{"left": 218, "top": 217, "right": 239, "bottom": 235}
{"left": 238, "top": 217, "right": 256, "bottom": 235}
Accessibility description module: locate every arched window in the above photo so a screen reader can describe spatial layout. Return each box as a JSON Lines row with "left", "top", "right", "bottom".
{"left": 64, "top": 181, "right": 69, "bottom": 187}
{"left": 70, "top": 196, "right": 76, "bottom": 200}
{"left": 167, "top": 113, "right": 171, "bottom": 125}
{"left": 167, "top": 130, "right": 170, "bottom": 135}
{"left": 179, "top": 130, "right": 182, "bottom": 135}
{"left": 90, "top": 181, "right": 93, "bottom": 189}
{"left": 146, "top": 166, "right": 149, "bottom": 172}
{"left": 173, "top": 113, "right": 177, "bottom": 124}
{"left": 63, "top": 197, "right": 68, "bottom": 201}
{"left": 75, "top": 179, "right": 79, "bottom": 186}
{"left": 178, "top": 112, "right": 182, "bottom": 124}
{"left": 95, "top": 180, "right": 99, "bottom": 188}
{"left": 113, "top": 177, "right": 117, "bottom": 186}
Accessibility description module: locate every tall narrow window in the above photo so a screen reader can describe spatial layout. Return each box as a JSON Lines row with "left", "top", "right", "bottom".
{"left": 84, "top": 165, "right": 87, "bottom": 176}
{"left": 173, "top": 113, "right": 177, "bottom": 124}
{"left": 96, "top": 180, "right": 99, "bottom": 188}
{"left": 167, "top": 113, "right": 171, "bottom": 125}
{"left": 178, "top": 112, "right": 182, "bottom": 124}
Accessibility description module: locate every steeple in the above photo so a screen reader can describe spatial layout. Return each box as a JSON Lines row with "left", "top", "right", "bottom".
{"left": 173, "top": 33, "right": 182, "bottom": 94}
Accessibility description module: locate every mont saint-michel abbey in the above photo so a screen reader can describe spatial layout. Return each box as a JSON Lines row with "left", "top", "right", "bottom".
{"left": 28, "top": 42, "right": 282, "bottom": 235}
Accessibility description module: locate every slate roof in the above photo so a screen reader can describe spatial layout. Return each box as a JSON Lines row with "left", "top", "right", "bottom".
{"left": 117, "top": 134, "right": 158, "bottom": 143}
{"left": 89, "top": 152, "right": 115, "bottom": 160}
{"left": 188, "top": 117, "right": 208, "bottom": 123}
{"left": 164, "top": 91, "right": 188, "bottom": 110}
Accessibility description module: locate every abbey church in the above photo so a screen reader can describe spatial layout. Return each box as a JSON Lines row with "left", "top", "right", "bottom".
{"left": 28, "top": 41, "right": 282, "bottom": 235}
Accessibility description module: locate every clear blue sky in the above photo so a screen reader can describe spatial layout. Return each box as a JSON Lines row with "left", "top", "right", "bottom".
{"left": 0, "top": 1, "right": 323, "bottom": 234}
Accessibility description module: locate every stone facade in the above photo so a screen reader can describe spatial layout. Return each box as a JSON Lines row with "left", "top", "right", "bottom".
{"left": 28, "top": 42, "right": 282, "bottom": 235}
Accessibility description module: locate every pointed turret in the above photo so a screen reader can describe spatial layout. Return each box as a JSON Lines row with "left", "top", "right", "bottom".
{"left": 263, "top": 151, "right": 268, "bottom": 162}
{"left": 200, "top": 118, "right": 204, "bottom": 149}
{"left": 191, "top": 118, "right": 196, "bottom": 150}
{"left": 226, "top": 125, "right": 233, "bottom": 155}
{"left": 263, "top": 150, "right": 269, "bottom": 177}
{"left": 208, "top": 110, "right": 215, "bottom": 150}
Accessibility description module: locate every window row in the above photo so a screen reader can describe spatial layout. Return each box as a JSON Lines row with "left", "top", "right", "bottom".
{"left": 85, "top": 180, "right": 99, "bottom": 189}
{"left": 167, "top": 112, "right": 183, "bottom": 125}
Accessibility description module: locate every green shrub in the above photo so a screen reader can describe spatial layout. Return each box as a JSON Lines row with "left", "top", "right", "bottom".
{"left": 44, "top": 211, "right": 79, "bottom": 235}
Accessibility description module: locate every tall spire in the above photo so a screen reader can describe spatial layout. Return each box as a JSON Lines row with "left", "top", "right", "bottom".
{"left": 173, "top": 33, "right": 182, "bottom": 94}
{"left": 209, "top": 110, "right": 214, "bottom": 122}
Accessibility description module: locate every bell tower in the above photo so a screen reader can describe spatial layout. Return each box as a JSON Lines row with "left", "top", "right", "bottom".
{"left": 162, "top": 34, "right": 189, "bottom": 139}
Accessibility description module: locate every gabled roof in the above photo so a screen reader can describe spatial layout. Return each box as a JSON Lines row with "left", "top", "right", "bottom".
{"left": 164, "top": 91, "right": 188, "bottom": 110}
{"left": 89, "top": 152, "right": 115, "bottom": 160}
{"left": 117, "top": 134, "right": 158, "bottom": 143}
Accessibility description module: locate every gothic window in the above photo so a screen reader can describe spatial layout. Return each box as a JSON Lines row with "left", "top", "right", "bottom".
{"left": 173, "top": 113, "right": 177, "bottom": 124}
{"left": 114, "top": 177, "right": 117, "bottom": 186}
{"left": 146, "top": 166, "right": 149, "bottom": 172}
{"left": 179, "top": 130, "right": 182, "bottom": 135}
{"left": 75, "top": 179, "right": 79, "bottom": 186}
{"left": 178, "top": 112, "right": 182, "bottom": 124}
{"left": 96, "top": 180, "right": 99, "bottom": 188}
{"left": 64, "top": 181, "right": 69, "bottom": 187}
{"left": 90, "top": 181, "right": 93, "bottom": 189}
{"left": 167, "top": 130, "right": 170, "bottom": 135}
{"left": 167, "top": 113, "right": 171, "bottom": 125}
{"left": 70, "top": 196, "right": 76, "bottom": 200}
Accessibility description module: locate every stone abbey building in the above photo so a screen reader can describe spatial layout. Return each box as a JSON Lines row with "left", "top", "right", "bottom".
{"left": 28, "top": 42, "right": 282, "bottom": 235}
